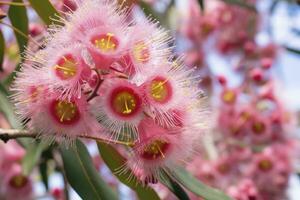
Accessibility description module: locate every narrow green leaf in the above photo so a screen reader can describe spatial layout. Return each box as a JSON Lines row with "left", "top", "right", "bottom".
{"left": 28, "top": 0, "right": 61, "bottom": 26}
{"left": 39, "top": 160, "right": 49, "bottom": 190}
{"left": 173, "top": 166, "right": 233, "bottom": 200}
{"left": 0, "top": 83, "right": 21, "bottom": 129}
{"left": 60, "top": 140, "right": 118, "bottom": 200}
{"left": 159, "top": 170, "right": 190, "bottom": 200}
{"left": 198, "top": 0, "right": 205, "bottom": 12}
{"left": 8, "top": 0, "right": 29, "bottom": 56}
{"left": 139, "top": 1, "right": 164, "bottom": 23}
{"left": 221, "top": 0, "right": 257, "bottom": 12}
{"left": 22, "top": 141, "right": 49, "bottom": 175}
{"left": 270, "top": 0, "right": 280, "bottom": 14}
{"left": 97, "top": 142, "right": 161, "bottom": 200}
{"left": 0, "top": 30, "right": 5, "bottom": 71}
{"left": 285, "top": 46, "right": 300, "bottom": 55}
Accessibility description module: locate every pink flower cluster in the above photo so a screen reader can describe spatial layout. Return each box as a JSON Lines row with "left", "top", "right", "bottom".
{"left": 12, "top": 0, "right": 208, "bottom": 183}
{"left": 0, "top": 141, "right": 32, "bottom": 200}
{"left": 177, "top": 1, "right": 298, "bottom": 199}
{"left": 213, "top": 59, "right": 295, "bottom": 200}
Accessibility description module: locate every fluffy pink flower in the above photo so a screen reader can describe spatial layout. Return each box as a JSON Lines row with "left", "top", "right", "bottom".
{"left": 215, "top": 2, "right": 259, "bottom": 53}
{"left": 2, "top": 165, "right": 33, "bottom": 200}
{"left": 28, "top": 91, "right": 102, "bottom": 142}
{"left": 92, "top": 78, "right": 144, "bottom": 141}
{"left": 119, "top": 19, "right": 171, "bottom": 76}
{"left": 220, "top": 87, "right": 239, "bottom": 106}
{"left": 127, "top": 117, "right": 198, "bottom": 184}
{"left": 0, "top": 141, "right": 25, "bottom": 174}
{"left": 140, "top": 62, "right": 200, "bottom": 128}
{"left": 248, "top": 145, "right": 292, "bottom": 194}
{"left": 40, "top": 44, "right": 92, "bottom": 99}
{"left": 58, "top": 0, "right": 131, "bottom": 70}
{"left": 249, "top": 115, "right": 272, "bottom": 143}
{"left": 226, "top": 179, "right": 259, "bottom": 200}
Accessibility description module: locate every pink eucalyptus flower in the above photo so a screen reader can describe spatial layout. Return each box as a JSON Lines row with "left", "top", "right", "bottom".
{"left": 2, "top": 165, "right": 33, "bottom": 200}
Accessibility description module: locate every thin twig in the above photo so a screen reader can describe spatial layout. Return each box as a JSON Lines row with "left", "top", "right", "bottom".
{"left": 0, "top": 1, "right": 29, "bottom": 6}
{"left": 0, "top": 129, "right": 35, "bottom": 142}
{"left": 0, "top": 21, "right": 41, "bottom": 48}
{"left": 87, "top": 69, "right": 103, "bottom": 102}
{"left": 0, "top": 128, "right": 136, "bottom": 146}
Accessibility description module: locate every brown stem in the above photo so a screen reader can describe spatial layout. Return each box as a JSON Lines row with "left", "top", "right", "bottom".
{"left": 0, "top": 129, "right": 35, "bottom": 143}
{"left": 0, "top": 1, "right": 29, "bottom": 6}
{"left": 87, "top": 69, "right": 103, "bottom": 102}
{"left": 0, "top": 128, "right": 136, "bottom": 146}
{"left": 0, "top": 21, "right": 41, "bottom": 48}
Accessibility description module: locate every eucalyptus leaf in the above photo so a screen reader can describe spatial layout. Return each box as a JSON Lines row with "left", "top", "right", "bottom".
{"left": 159, "top": 170, "right": 190, "bottom": 200}
{"left": 0, "top": 30, "right": 5, "bottom": 71}
{"left": 0, "top": 83, "right": 21, "bottom": 129}
{"left": 28, "top": 0, "right": 61, "bottom": 26}
{"left": 198, "top": 0, "right": 205, "bottom": 12}
{"left": 221, "top": 0, "right": 257, "bottom": 12}
{"left": 22, "top": 141, "right": 49, "bottom": 175}
{"left": 60, "top": 140, "right": 118, "bottom": 200}
{"left": 8, "top": 0, "right": 28, "bottom": 56}
{"left": 97, "top": 142, "right": 161, "bottom": 200}
{"left": 173, "top": 166, "right": 233, "bottom": 200}
{"left": 285, "top": 46, "right": 300, "bottom": 55}
{"left": 39, "top": 160, "right": 49, "bottom": 190}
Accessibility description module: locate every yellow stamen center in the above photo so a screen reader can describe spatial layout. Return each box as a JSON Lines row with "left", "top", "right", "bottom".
{"left": 150, "top": 78, "right": 171, "bottom": 103}
{"left": 141, "top": 140, "right": 169, "bottom": 160}
{"left": 112, "top": 91, "right": 138, "bottom": 116}
{"left": 10, "top": 175, "right": 27, "bottom": 188}
{"left": 54, "top": 56, "right": 77, "bottom": 80}
{"left": 93, "top": 33, "right": 118, "bottom": 52}
{"left": 222, "top": 90, "right": 236, "bottom": 104}
{"left": 258, "top": 159, "right": 273, "bottom": 171}
{"left": 252, "top": 121, "right": 265, "bottom": 134}
{"left": 53, "top": 100, "right": 80, "bottom": 124}
{"left": 218, "top": 164, "right": 230, "bottom": 174}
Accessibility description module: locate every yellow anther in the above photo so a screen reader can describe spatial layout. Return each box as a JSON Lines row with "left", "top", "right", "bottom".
{"left": 9, "top": 175, "right": 27, "bottom": 188}
{"left": 258, "top": 159, "right": 273, "bottom": 171}
{"left": 222, "top": 90, "right": 236, "bottom": 104}
{"left": 53, "top": 100, "right": 79, "bottom": 124}
{"left": 252, "top": 121, "right": 265, "bottom": 134}
{"left": 112, "top": 90, "right": 138, "bottom": 116}
{"left": 54, "top": 56, "right": 78, "bottom": 80}
{"left": 150, "top": 78, "right": 170, "bottom": 102}
{"left": 142, "top": 140, "right": 169, "bottom": 160}
{"left": 93, "top": 33, "right": 118, "bottom": 52}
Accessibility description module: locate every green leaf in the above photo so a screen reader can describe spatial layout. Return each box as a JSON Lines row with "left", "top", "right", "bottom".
{"left": 139, "top": 1, "right": 164, "bottom": 23}
{"left": 0, "top": 30, "right": 5, "bottom": 71}
{"left": 0, "top": 83, "right": 21, "bottom": 129}
{"left": 159, "top": 170, "right": 190, "bottom": 200}
{"left": 8, "top": 0, "right": 29, "bottom": 56}
{"left": 60, "top": 140, "right": 118, "bottom": 200}
{"left": 39, "top": 160, "right": 49, "bottom": 190}
{"left": 198, "top": 0, "right": 205, "bottom": 12}
{"left": 221, "top": 0, "right": 257, "bottom": 12}
{"left": 173, "top": 166, "right": 233, "bottom": 200}
{"left": 97, "top": 142, "right": 161, "bottom": 200}
{"left": 28, "top": 0, "right": 61, "bottom": 26}
{"left": 22, "top": 141, "right": 49, "bottom": 175}
{"left": 285, "top": 46, "right": 300, "bottom": 55}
